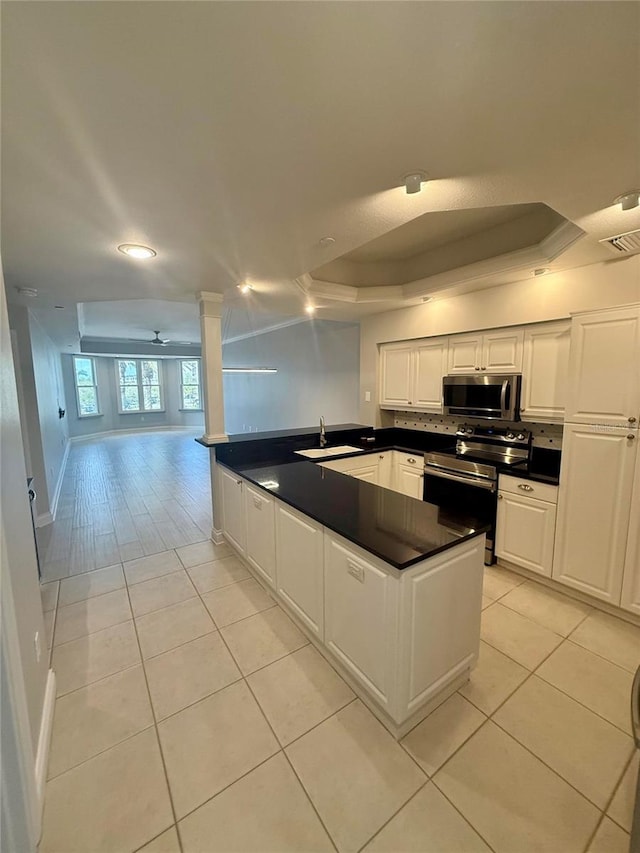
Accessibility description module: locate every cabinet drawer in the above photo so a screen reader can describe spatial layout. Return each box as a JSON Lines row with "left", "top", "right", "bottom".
{"left": 498, "top": 475, "right": 558, "bottom": 504}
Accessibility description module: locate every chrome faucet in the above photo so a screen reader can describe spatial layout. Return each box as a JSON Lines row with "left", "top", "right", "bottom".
{"left": 319, "top": 416, "right": 327, "bottom": 448}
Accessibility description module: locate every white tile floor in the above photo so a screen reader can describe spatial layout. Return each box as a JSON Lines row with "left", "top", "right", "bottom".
{"left": 38, "top": 433, "right": 640, "bottom": 852}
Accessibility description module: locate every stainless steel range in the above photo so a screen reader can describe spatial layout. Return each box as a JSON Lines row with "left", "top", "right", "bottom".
{"left": 423, "top": 424, "right": 532, "bottom": 565}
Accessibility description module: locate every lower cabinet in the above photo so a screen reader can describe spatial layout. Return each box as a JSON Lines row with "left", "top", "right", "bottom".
{"left": 220, "top": 466, "right": 246, "bottom": 554}
{"left": 324, "top": 534, "right": 398, "bottom": 713}
{"left": 392, "top": 452, "right": 424, "bottom": 499}
{"left": 496, "top": 476, "right": 557, "bottom": 576}
{"left": 621, "top": 447, "right": 640, "bottom": 615}
{"left": 275, "top": 502, "right": 324, "bottom": 639}
{"left": 244, "top": 483, "right": 276, "bottom": 589}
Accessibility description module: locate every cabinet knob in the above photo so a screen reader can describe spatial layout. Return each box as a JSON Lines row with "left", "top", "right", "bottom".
{"left": 628, "top": 433, "right": 636, "bottom": 441}
{"left": 474, "top": 366, "right": 480, "bottom": 371}
{"left": 408, "top": 400, "right": 412, "bottom": 405}
{"left": 407, "top": 458, "right": 416, "bottom": 464}
{"left": 379, "top": 455, "right": 385, "bottom": 460}
{"left": 629, "top": 417, "right": 637, "bottom": 424}
{"left": 498, "top": 494, "right": 503, "bottom": 500}
{"left": 481, "top": 366, "right": 486, "bottom": 370}
{"left": 518, "top": 484, "right": 534, "bottom": 492}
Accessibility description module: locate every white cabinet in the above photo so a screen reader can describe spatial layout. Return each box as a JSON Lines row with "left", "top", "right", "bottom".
{"left": 244, "top": 484, "right": 276, "bottom": 589}
{"left": 380, "top": 338, "right": 447, "bottom": 411}
{"left": 220, "top": 466, "right": 246, "bottom": 554}
{"left": 564, "top": 305, "right": 640, "bottom": 426}
{"left": 320, "top": 454, "right": 378, "bottom": 483}
{"left": 447, "top": 329, "right": 523, "bottom": 374}
{"left": 496, "top": 476, "right": 558, "bottom": 577}
{"left": 324, "top": 534, "right": 398, "bottom": 712}
{"left": 378, "top": 452, "right": 393, "bottom": 489}
{"left": 621, "top": 448, "right": 640, "bottom": 615}
{"left": 552, "top": 424, "right": 637, "bottom": 605}
{"left": 521, "top": 321, "right": 571, "bottom": 422}
{"left": 392, "top": 451, "right": 424, "bottom": 499}
{"left": 275, "top": 502, "right": 324, "bottom": 639}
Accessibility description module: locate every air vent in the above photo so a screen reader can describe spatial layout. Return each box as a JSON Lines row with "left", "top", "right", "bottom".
{"left": 601, "top": 229, "right": 640, "bottom": 255}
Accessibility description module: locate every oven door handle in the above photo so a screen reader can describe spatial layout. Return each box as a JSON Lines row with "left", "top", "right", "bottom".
{"left": 424, "top": 465, "right": 497, "bottom": 492}
{"left": 632, "top": 665, "right": 640, "bottom": 748}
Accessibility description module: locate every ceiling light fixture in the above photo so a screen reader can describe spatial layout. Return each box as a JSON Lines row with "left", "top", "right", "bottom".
{"left": 117, "top": 243, "right": 157, "bottom": 259}
{"left": 533, "top": 268, "right": 550, "bottom": 277}
{"left": 305, "top": 304, "right": 316, "bottom": 315}
{"left": 237, "top": 283, "right": 253, "bottom": 294}
{"left": 614, "top": 191, "right": 640, "bottom": 211}
{"left": 403, "top": 172, "right": 427, "bottom": 195}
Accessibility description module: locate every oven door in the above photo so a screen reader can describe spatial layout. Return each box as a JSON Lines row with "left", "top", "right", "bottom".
{"left": 423, "top": 466, "right": 497, "bottom": 565}
{"left": 443, "top": 374, "right": 520, "bottom": 421}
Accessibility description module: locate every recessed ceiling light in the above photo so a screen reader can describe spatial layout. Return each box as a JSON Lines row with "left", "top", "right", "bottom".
{"left": 402, "top": 172, "right": 428, "bottom": 194}
{"left": 305, "top": 304, "right": 316, "bottom": 315}
{"left": 117, "top": 243, "right": 157, "bottom": 259}
{"left": 533, "top": 268, "right": 550, "bottom": 276}
{"left": 237, "top": 283, "right": 253, "bottom": 294}
{"left": 614, "top": 190, "right": 640, "bottom": 211}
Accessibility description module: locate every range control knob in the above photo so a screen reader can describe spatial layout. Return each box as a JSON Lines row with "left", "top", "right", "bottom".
{"left": 516, "top": 433, "right": 526, "bottom": 441}
{"left": 506, "top": 432, "right": 515, "bottom": 440}
{"left": 466, "top": 428, "right": 473, "bottom": 435}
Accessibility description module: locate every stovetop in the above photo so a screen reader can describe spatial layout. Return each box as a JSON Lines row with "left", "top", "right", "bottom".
{"left": 425, "top": 424, "right": 532, "bottom": 473}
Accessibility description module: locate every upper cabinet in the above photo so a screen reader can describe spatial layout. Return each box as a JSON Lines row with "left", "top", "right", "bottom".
{"left": 520, "top": 321, "right": 571, "bottom": 422}
{"left": 447, "top": 329, "right": 523, "bottom": 374}
{"left": 380, "top": 337, "right": 448, "bottom": 411}
{"left": 564, "top": 305, "right": 640, "bottom": 426}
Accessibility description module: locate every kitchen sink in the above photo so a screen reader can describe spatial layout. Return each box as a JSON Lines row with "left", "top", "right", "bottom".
{"left": 295, "top": 445, "right": 365, "bottom": 459}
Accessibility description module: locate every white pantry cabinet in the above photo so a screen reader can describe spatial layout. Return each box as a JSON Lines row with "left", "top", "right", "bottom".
{"left": 621, "top": 448, "right": 640, "bottom": 615}
{"left": 220, "top": 465, "right": 246, "bottom": 554}
{"left": 496, "top": 476, "right": 557, "bottom": 577}
{"left": 520, "top": 321, "right": 571, "bottom": 422}
{"left": 324, "top": 534, "right": 398, "bottom": 713}
{"left": 447, "top": 329, "right": 523, "bottom": 374}
{"left": 275, "top": 502, "right": 324, "bottom": 639}
{"left": 392, "top": 451, "right": 424, "bottom": 500}
{"left": 380, "top": 338, "right": 447, "bottom": 411}
{"left": 244, "top": 483, "right": 276, "bottom": 589}
{"left": 564, "top": 305, "right": 640, "bottom": 427}
{"left": 552, "top": 424, "right": 637, "bottom": 605}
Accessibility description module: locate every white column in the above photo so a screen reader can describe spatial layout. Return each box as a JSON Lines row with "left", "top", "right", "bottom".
{"left": 198, "top": 291, "right": 228, "bottom": 445}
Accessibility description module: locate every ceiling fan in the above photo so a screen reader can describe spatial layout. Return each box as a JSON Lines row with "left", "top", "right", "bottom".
{"left": 127, "top": 330, "right": 171, "bottom": 346}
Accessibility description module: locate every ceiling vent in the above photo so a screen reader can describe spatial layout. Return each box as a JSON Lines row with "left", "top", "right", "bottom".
{"left": 600, "top": 228, "right": 640, "bottom": 255}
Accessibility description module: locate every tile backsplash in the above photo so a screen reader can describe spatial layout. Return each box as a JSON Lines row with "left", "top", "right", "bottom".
{"left": 391, "top": 411, "right": 563, "bottom": 448}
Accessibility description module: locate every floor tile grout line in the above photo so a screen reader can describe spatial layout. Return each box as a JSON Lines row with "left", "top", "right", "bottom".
{"left": 53, "top": 660, "right": 142, "bottom": 700}
{"left": 51, "top": 612, "right": 135, "bottom": 651}
{"left": 597, "top": 748, "right": 638, "bottom": 835}
{"left": 122, "top": 570, "right": 185, "bottom": 853}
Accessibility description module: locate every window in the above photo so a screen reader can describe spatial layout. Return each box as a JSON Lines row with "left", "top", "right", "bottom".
{"left": 73, "top": 356, "right": 101, "bottom": 417}
{"left": 116, "top": 359, "right": 164, "bottom": 413}
{"left": 179, "top": 359, "right": 203, "bottom": 410}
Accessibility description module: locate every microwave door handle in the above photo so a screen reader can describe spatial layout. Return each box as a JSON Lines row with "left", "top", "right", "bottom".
{"left": 632, "top": 666, "right": 640, "bottom": 748}
{"left": 500, "top": 379, "right": 509, "bottom": 414}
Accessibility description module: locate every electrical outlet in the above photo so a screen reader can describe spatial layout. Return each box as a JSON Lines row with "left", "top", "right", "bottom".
{"left": 34, "top": 632, "right": 41, "bottom": 663}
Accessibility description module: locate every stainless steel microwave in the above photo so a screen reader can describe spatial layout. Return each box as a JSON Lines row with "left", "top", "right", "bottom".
{"left": 442, "top": 374, "right": 522, "bottom": 421}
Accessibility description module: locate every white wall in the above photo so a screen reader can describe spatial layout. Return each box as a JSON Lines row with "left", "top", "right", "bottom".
{"left": 359, "top": 255, "right": 640, "bottom": 425}
{"left": 61, "top": 355, "right": 205, "bottom": 438}
{"left": 222, "top": 319, "right": 360, "bottom": 433}
{"left": 8, "top": 304, "right": 69, "bottom": 522}
{"left": 1, "top": 270, "right": 48, "bottom": 848}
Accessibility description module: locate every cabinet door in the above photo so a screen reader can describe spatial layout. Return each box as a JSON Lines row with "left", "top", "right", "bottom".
{"left": 481, "top": 329, "right": 524, "bottom": 373}
{"left": 324, "top": 534, "right": 398, "bottom": 712}
{"left": 496, "top": 492, "right": 556, "bottom": 576}
{"left": 552, "top": 424, "right": 637, "bottom": 604}
{"left": 564, "top": 306, "right": 640, "bottom": 426}
{"left": 413, "top": 339, "right": 448, "bottom": 410}
{"left": 347, "top": 463, "right": 379, "bottom": 484}
{"left": 392, "top": 453, "right": 423, "bottom": 499}
{"left": 621, "top": 449, "right": 640, "bottom": 615}
{"left": 245, "top": 484, "right": 276, "bottom": 589}
{"left": 377, "top": 453, "right": 393, "bottom": 489}
{"left": 447, "top": 335, "right": 482, "bottom": 374}
{"left": 275, "top": 502, "right": 324, "bottom": 638}
{"left": 521, "top": 322, "right": 571, "bottom": 422}
{"left": 220, "top": 467, "right": 246, "bottom": 554}
{"left": 379, "top": 344, "right": 414, "bottom": 407}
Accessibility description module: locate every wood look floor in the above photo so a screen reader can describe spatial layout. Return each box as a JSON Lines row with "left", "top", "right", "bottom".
{"left": 38, "top": 430, "right": 212, "bottom": 582}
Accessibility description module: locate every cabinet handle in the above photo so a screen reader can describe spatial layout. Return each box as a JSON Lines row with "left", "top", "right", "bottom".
{"left": 408, "top": 400, "right": 413, "bottom": 405}
{"left": 474, "top": 366, "right": 480, "bottom": 371}
{"left": 407, "top": 458, "right": 416, "bottom": 464}
{"left": 481, "top": 366, "right": 486, "bottom": 370}
{"left": 498, "top": 494, "right": 503, "bottom": 500}
{"left": 628, "top": 434, "right": 636, "bottom": 441}
{"left": 379, "top": 455, "right": 385, "bottom": 460}
{"left": 629, "top": 417, "right": 637, "bottom": 424}
{"left": 518, "top": 484, "right": 534, "bottom": 492}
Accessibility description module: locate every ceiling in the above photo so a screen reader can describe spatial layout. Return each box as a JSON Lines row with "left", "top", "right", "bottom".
{"left": 2, "top": 2, "right": 640, "bottom": 347}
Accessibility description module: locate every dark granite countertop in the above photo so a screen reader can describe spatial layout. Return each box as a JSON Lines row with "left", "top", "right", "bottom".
{"left": 196, "top": 423, "right": 370, "bottom": 447}
{"left": 223, "top": 458, "right": 488, "bottom": 570}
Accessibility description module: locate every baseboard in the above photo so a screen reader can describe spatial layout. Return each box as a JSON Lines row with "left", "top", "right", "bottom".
{"left": 49, "top": 439, "right": 70, "bottom": 522}
{"left": 211, "top": 527, "right": 225, "bottom": 545}
{"left": 70, "top": 426, "right": 198, "bottom": 443}
{"left": 35, "top": 669, "right": 56, "bottom": 818}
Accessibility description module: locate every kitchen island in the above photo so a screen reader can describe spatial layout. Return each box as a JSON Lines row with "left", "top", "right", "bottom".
{"left": 210, "top": 431, "right": 488, "bottom": 738}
